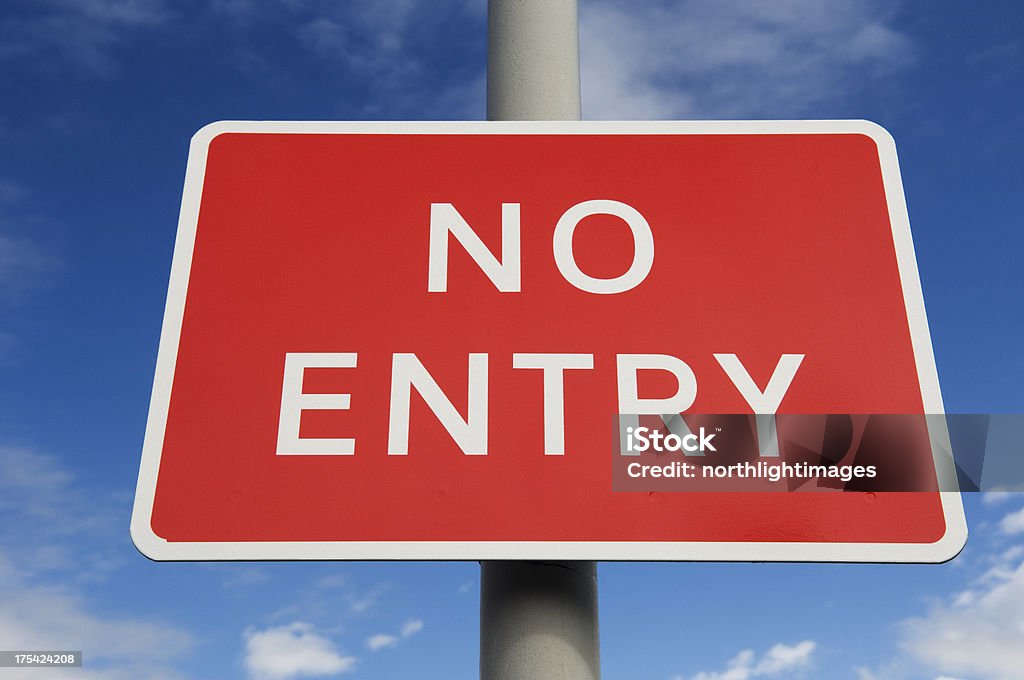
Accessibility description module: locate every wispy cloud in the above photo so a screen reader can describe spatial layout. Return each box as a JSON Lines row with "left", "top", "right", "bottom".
{"left": 0, "top": 445, "right": 124, "bottom": 581}
{"left": 967, "top": 41, "right": 1021, "bottom": 89}
{"left": 244, "top": 622, "right": 356, "bottom": 680}
{"left": 983, "top": 491, "right": 1018, "bottom": 505}
{"left": 0, "top": 454, "right": 132, "bottom": 680}
{"left": 400, "top": 618, "right": 423, "bottom": 637}
{"left": 860, "top": 508, "right": 1024, "bottom": 680}
{"left": 5, "top": 1, "right": 484, "bottom": 116}
{"left": 294, "top": 0, "right": 482, "bottom": 116}
{"left": 680, "top": 640, "right": 816, "bottom": 680}
{"left": 346, "top": 583, "right": 388, "bottom": 614}
{"left": 580, "top": 0, "right": 914, "bottom": 119}
{"left": 0, "top": 446, "right": 119, "bottom": 533}
{"left": 0, "top": 180, "right": 59, "bottom": 315}
{"left": 0, "top": 179, "right": 60, "bottom": 367}
{"left": 365, "top": 617, "right": 423, "bottom": 652}
{"left": 0, "top": 446, "right": 75, "bottom": 520}
{"left": 0, "top": 446, "right": 139, "bottom": 678}
{"left": 265, "top": 577, "right": 391, "bottom": 628}
{"left": 0, "top": 0, "right": 170, "bottom": 75}
{"left": 999, "top": 506, "right": 1024, "bottom": 534}
{"left": 296, "top": 0, "right": 419, "bottom": 69}
{"left": 0, "top": 548, "right": 194, "bottom": 679}
{"left": 215, "top": 0, "right": 485, "bottom": 118}
{"left": 899, "top": 552, "right": 1024, "bottom": 680}
{"left": 365, "top": 633, "right": 397, "bottom": 651}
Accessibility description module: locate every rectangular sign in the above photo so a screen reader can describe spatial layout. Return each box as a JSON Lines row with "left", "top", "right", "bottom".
{"left": 131, "top": 120, "right": 966, "bottom": 562}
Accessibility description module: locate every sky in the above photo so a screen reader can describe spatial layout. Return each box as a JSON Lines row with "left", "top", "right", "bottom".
{"left": 0, "top": 0, "right": 1023, "bottom": 678}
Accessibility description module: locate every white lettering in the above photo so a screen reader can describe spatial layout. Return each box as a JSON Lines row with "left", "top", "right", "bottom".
{"left": 714, "top": 353, "right": 804, "bottom": 458}
{"left": 552, "top": 200, "right": 654, "bottom": 294}
{"left": 428, "top": 203, "right": 521, "bottom": 292}
{"left": 276, "top": 352, "right": 357, "bottom": 456}
{"left": 388, "top": 353, "right": 489, "bottom": 455}
{"left": 512, "top": 353, "right": 594, "bottom": 455}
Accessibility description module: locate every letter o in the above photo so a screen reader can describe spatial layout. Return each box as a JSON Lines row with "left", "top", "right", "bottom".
{"left": 552, "top": 200, "right": 654, "bottom": 294}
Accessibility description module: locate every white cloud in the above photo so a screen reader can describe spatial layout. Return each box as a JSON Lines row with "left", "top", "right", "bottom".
{"left": 266, "top": 580, "right": 390, "bottom": 627}
{"left": 900, "top": 554, "right": 1024, "bottom": 680}
{"left": 995, "top": 545, "right": 1024, "bottom": 565}
{"left": 0, "top": 446, "right": 75, "bottom": 518}
{"left": 0, "top": 549, "right": 194, "bottom": 680}
{"left": 0, "top": 444, "right": 195, "bottom": 679}
{"left": 983, "top": 491, "right": 1017, "bottom": 505}
{"left": 999, "top": 506, "right": 1024, "bottom": 534}
{"left": 366, "top": 617, "right": 423, "bottom": 652}
{"left": 347, "top": 584, "right": 387, "bottom": 614}
{"left": 244, "top": 622, "right": 356, "bottom": 680}
{"left": 365, "top": 634, "right": 398, "bottom": 651}
{"left": 0, "top": 445, "right": 123, "bottom": 581}
{"left": 686, "top": 640, "right": 816, "bottom": 680}
{"left": 753, "top": 641, "right": 816, "bottom": 674}
{"left": 400, "top": 618, "right": 423, "bottom": 638}
{"left": 579, "top": 0, "right": 914, "bottom": 119}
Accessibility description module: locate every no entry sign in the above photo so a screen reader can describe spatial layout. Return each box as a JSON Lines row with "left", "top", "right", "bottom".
{"left": 131, "top": 121, "right": 966, "bottom": 562}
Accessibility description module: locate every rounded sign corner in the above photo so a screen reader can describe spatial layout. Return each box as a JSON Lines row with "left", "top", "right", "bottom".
{"left": 190, "top": 120, "right": 244, "bottom": 151}
{"left": 844, "top": 119, "right": 898, "bottom": 154}
{"left": 130, "top": 513, "right": 172, "bottom": 562}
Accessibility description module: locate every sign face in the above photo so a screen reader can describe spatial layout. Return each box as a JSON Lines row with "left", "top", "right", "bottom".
{"left": 131, "top": 120, "right": 966, "bottom": 562}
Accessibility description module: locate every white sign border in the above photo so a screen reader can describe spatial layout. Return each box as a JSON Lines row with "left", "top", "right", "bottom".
{"left": 131, "top": 120, "right": 968, "bottom": 563}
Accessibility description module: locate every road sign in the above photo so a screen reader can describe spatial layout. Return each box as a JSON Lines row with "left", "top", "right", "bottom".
{"left": 131, "top": 120, "right": 966, "bottom": 562}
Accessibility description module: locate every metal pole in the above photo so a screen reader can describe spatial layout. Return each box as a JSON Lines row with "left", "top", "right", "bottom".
{"left": 483, "top": 2, "right": 597, "bottom": 680}
{"left": 487, "top": 0, "right": 581, "bottom": 121}
{"left": 480, "top": 561, "right": 599, "bottom": 680}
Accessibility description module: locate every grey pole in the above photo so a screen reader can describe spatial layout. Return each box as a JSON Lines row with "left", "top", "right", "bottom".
{"left": 482, "top": 2, "right": 598, "bottom": 680}
{"left": 480, "top": 561, "right": 600, "bottom": 680}
{"left": 487, "top": 0, "right": 581, "bottom": 121}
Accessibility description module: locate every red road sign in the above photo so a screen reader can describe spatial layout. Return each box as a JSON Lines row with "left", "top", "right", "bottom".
{"left": 131, "top": 121, "right": 966, "bottom": 561}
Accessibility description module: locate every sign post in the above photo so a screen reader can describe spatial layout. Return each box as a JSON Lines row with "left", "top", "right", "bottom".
{"left": 482, "top": 2, "right": 599, "bottom": 680}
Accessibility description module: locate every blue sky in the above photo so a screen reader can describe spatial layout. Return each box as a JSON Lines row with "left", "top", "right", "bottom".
{"left": 0, "top": 0, "right": 1022, "bottom": 678}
